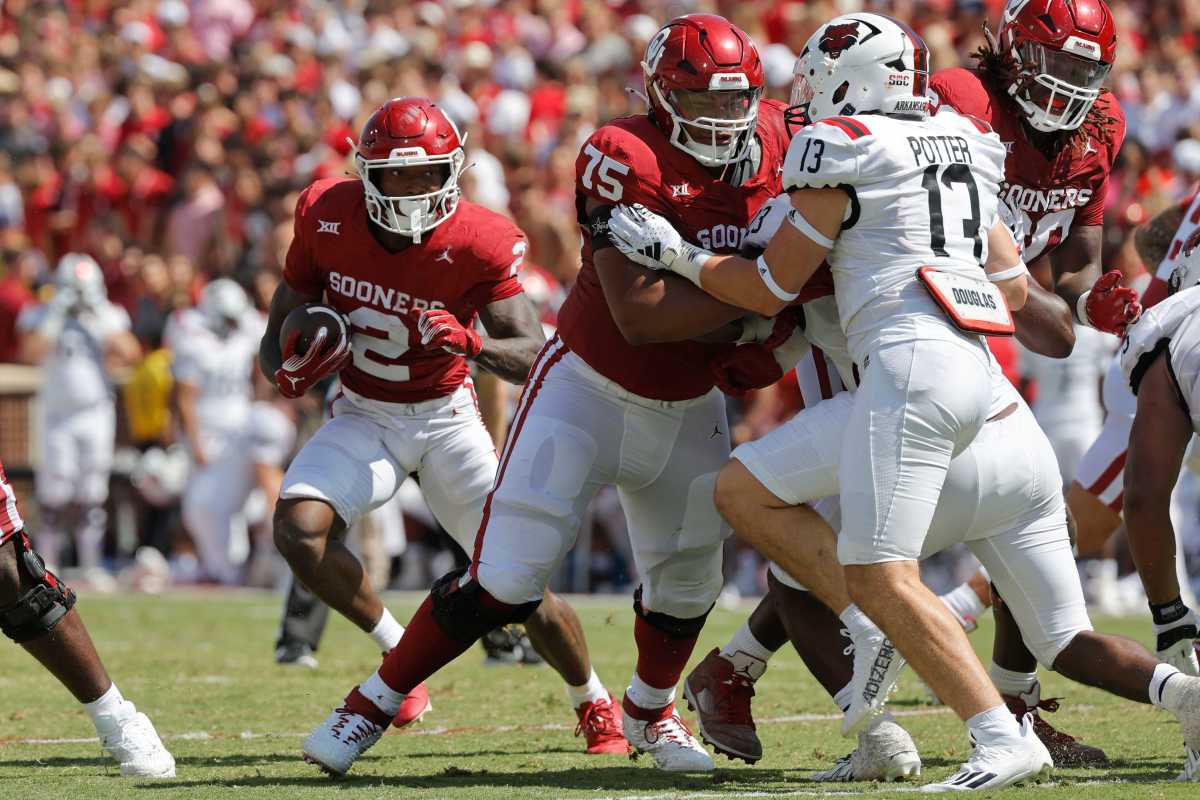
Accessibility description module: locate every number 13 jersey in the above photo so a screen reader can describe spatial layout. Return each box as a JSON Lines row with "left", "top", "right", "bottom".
{"left": 782, "top": 109, "right": 1007, "bottom": 362}
{"left": 283, "top": 177, "right": 527, "bottom": 403}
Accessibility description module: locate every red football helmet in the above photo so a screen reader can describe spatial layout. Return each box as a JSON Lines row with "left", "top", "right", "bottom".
{"left": 642, "top": 15, "right": 765, "bottom": 167}
{"left": 997, "top": 0, "right": 1117, "bottom": 132}
{"left": 352, "top": 98, "right": 465, "bottom": 243}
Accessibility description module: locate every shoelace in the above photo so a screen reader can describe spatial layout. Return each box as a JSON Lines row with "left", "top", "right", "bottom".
{"left": 646, "top": 714, "right": 698, "bottom": 748}
{"left": 713, "top": 673, "right": 757, "bottom": 726}
{"left": 1014, "top": 696, "right": 1080, "bottom": 743}
{"left": 840, "top": 627, "right": 854, "bottom": 657}
{"left": 575, "top": 700, "right": 619, "bottom": 739}
{"left": 332, "top": 708, "right": 378, "bottom": 745}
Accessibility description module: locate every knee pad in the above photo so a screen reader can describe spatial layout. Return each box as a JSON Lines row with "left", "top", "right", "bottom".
{"left": 430, "top": 568, "right": 541, "bottom": 643}
{"left": 632, "top": 585, "right": 711, "bottom": 639}
{"left": 0, "top": 533, "right": 77, "bottom": 643}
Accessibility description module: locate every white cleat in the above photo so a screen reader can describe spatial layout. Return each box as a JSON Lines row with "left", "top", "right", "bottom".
{"left": 813, "top": 716, "right": 922, "bottom": 782}
{"left": 302, "top": 698, "right": 387, "bottom": 777}
{"left": 622, "top": 703, "right": 714, "bottom": 772}
{"left": 1158, "top": 638, "right": 1200, "bottom": 677}
{"left": 1173, "top": 676, "right": 1200, "bottom": 781}
{"left": 98, "top": 711, "right": 176, "bottom": 778}
{"left": 921, "top": 715, "right": 1052, "bottom": 792}
{"left": 841, "top": 624, "right": 906, "bottom": 737}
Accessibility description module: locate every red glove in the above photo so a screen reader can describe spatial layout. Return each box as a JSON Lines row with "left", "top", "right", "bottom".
{"left": 1083, "top": 270, "right": 1142, "bottom": 335}
{"left": 709, "top": 344, "right": 784, "bottom": 396}
{"left": 275, "top": 325, "right": 351, "bottom": 399}
{"left": 413, "top": 308, "right": 483, "bottom": 357}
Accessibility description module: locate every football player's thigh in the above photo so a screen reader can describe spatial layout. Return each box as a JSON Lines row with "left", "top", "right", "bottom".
{"left": 969, "top": 522, "right": 1091, "bottom": 669}
{"left": 36, "top": 415, "right": 80, "bottom": 508}
{"left": 280, "top": 412, "right": 401, "bottom": 529}
{"left": 731, "top": 390, "right": 851, "bottom": 507}
{"left": 620, "top": 391, "right": 730, "bottom": 618}
{"left": 838, "top": 339, "right": 989, "bottom": 566}
{"left": 473, "top": 370, "right": 619, "bottom": 605}
{"left": 417, "top": 412, "right": 500, "bottom": 553}
{"left": 75, "top": 406, "right": 115, "bottom": 505}
{"left": 1070, "top": 412, "right": 1130, "bottom": 556}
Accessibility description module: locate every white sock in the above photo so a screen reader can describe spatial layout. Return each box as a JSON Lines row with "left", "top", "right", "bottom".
{"left": 369, "top": 609, "right": 404, "bottom": 653}
{"left": 989, "top": 664, "right": 1038, "bottom": 698}
{"left": 839, "top": 603, "right": 874, "bottom": 638}
{"left": 359, "top": 670, "right": 405, "bottom": 716}
{"left": 967, "top": 703, "right": 1022, "bottom": 743}
{"left": 83, "top": 683, "right": 134, "bottom": 730}
{"left": 1149, "top": 663, "right": 1185, "bottom": 710}
{"left": 940, "top": 582, "right": 986, "bottom": 632}
{"left": 719, "top": 622, "right": 774, "bottom": 680}
{"left": 566, "top": 669, "right": 608, "bottom": 708}
{"left": 625, "top": 672, "right": 675, "bottom": 711}
{"left": 833, "top": 682, "right": 853, "bottom": 713}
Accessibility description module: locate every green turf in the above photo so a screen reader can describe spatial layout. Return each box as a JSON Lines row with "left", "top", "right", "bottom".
{"left": 0, "top": 591, "right": 1194, "bottom": 799}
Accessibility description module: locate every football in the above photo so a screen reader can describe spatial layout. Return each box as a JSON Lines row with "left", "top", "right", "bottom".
{"left": 279, "top": 303, "right": 348, "bottom": 358}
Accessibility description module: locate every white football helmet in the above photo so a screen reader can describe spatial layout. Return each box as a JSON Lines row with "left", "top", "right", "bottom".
{"left": 54, "top": 253, "right": 106, "bottom": 303}
{"left": 197, "top": 278, "right": 249, "bottom": 335}
{"left": 790, "top": 13, "right": 932, "bottom": 125}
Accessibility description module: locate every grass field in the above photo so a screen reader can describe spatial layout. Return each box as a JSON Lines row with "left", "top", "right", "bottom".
{"left": 0, "top": 591, "right": 1196, "bottom": 799}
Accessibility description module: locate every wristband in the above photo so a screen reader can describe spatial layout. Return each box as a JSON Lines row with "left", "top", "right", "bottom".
{"left": 1075, "top": 290, "right": 1092, "bottom": 327}
{"left": 987, "top": 262, "right": 1028, "bottom": 283}
{"left": 756, "top": 254, "right": 800, "bottom": 302}
{"left": 671, "top": 243, "right": 711, "bottom": 288}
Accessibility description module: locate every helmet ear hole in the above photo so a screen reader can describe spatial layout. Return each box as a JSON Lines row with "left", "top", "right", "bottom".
{"left": 832, "top": 81, "right": 850, "bottom": 105}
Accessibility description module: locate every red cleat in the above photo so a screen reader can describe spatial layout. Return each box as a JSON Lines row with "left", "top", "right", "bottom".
{"left": 575, "top": 693, "right": 630, "bottom": 754}
{"left": 1003, "top": 690, "right": 1107, "bottom": 767}
{"left": 392, "top": 682, "right": 432, "bottom": 730}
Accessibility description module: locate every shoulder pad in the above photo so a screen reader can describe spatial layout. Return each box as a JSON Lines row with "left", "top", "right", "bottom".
{"left": 782, "top": 121, "right": 863, "bottom": 192}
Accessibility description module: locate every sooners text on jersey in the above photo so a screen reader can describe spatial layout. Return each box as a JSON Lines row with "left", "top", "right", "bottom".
{"left": 558, "top": 99, "right": 791, "bottom": 401}
{"left": 284, "top": 177, "right": 527, "bottom": 403}
{"left": 930, "top": 67, "right": 1125, "bottom": 262}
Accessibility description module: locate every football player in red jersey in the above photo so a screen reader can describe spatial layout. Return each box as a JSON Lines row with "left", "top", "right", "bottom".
{"left": 684, "top": 0, "right": 1135, "bottom": 772}
{"left": 0, "top": 459, "right": 175, "bottom": 777}
{"left": 259, "top": 98, "right": 626, "bottom": 759}
{"left": 300, "top": 15, "right": 804, "bottom": 776}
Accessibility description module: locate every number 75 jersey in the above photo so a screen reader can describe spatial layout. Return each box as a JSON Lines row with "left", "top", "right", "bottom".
{"left": 283, "top": 177, "right": 528, "bottom": 403}
{"left": 782, "top": 108, "right": 1007, "bottom": 357}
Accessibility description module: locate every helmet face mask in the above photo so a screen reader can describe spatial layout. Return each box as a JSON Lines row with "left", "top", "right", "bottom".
{"left": 641, "top": 15, "right": 766, "bottom": 168}
{"left": 1010, "top": 40, "right": 1110, "bottom": 132}
{"left": 354, "top": 98, "right": 466, "bottom": 243}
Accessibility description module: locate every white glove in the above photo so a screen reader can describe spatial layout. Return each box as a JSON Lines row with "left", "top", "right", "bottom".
{"left": 607, "top": 203, "right": 712, "bottom": 284}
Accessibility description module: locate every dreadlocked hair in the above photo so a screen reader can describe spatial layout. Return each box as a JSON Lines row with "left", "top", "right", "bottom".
{"left": 971, "top": 22, "right": 1119, "bottom": 158}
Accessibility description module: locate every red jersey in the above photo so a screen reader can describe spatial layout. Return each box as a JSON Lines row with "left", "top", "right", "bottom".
{"left": 283, "top": 178, "right": 527, "bottom": 403}
{"left": 0, "top": 458, "right": 23, "bottom": 543}
{"left": 930, "top": 68, "right": 1125, "bottom": 263}
{"left": 558, "top": 99, "right": 792, "bottom": 401}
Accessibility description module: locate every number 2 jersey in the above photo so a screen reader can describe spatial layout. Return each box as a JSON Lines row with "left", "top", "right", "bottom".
{"left": 283, "top": 177, "right": 527, "bottom": 403}
{"left": 931, "top": 67, "right": 1125, "bottom": 263}
{"left": 782, "top": 108, "right": 1007, "bottom": 363}
{"left": 557, "top": 99, "right": 791, "bottom": 401}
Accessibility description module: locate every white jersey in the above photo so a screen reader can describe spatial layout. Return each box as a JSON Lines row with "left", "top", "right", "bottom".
{"left": 16, "top": 300, "right": 130, "bottom": 416}
{"left": 1023, "top": 325, "right": 1116, "bottom": 434}
{"left": 167, "top": 308, "right": 265, "bottom": 453}
{"left": 1155, "top": 192, "right": 1200, "bottom": 293}
{"left": 782, "top": 109, "right": 1008, "bottom": 363}
{"left": 1121, "top": 284, "right": 1200, "bottom": 432}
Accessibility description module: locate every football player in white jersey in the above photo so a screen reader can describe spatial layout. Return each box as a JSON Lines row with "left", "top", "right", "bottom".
{"left": 16, "top": 254, "right": 140, "bottom": 570}
{"left": 609, "top": 14, "right": 1200, "bottom": 789}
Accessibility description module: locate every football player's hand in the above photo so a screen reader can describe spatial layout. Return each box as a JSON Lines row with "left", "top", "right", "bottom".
{"left": 608, "top": 203, "right": 708, "bottom": 274}
{"left": 1083, "top": 270, "right": 1141, "bottom": 335}
{"left": 711, "top": 316, "right": 809, "bottom": 396}
{"left": 413, "top": 308, "right": 482, "bottom": 358}
{"left": 274, "top": 323, "right": 351, "bottom": 399}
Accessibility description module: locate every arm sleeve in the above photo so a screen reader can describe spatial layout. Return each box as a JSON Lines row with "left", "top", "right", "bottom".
{"left": 781, "top": 122, "right": 861, "bottom": 192}
{"left": 742, "top": 194, "right": 792, "bottom": 254}
{"left": 282, "top": 185, "right": 324, "bottom": 296}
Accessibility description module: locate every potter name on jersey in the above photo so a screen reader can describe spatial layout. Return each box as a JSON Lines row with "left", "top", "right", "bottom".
{"left": 326, "top": 271, "right": 446, "bottom": 315}
{"left": 907, "top": 135, "right": 974, "bottom": 166}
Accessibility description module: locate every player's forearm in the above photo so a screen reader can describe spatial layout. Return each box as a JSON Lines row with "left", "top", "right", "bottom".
{"left": 17, "top": 333, "right": 53, "bottom": 364}
{"left": 1012, "top": 281, "right": 1075, "bottom": 358}
{"left": 474, "top": 335, "right": 543, "bottom": 384}
{"left": 695, "top": 254, "right": 788, "bottom": 317}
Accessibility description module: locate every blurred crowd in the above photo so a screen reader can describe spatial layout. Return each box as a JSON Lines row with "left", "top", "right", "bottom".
{"left": 1, "top": 0, "right": 1199, "bottom": 602}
